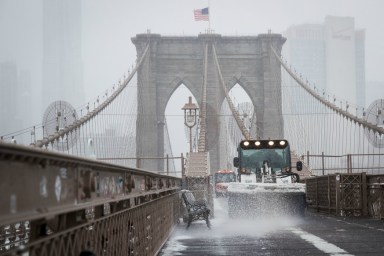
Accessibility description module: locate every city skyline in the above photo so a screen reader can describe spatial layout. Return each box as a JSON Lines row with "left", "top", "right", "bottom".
{"left": 283, "top": 15, "right": 366, "bottom": 109}
{"left": 42, "top": 0, "right": 84, "bottom": 111}
{"left": 1, "top": 0, "right": 383, "bottom": 157}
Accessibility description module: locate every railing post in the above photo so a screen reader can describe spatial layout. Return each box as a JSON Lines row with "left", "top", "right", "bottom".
{"left": 347, "top": 154, "right": 352, "bottom": 173}
{"left": 322, "top": 152, "right": 325, "bottom": 176}
{"left": 307, "top": 150, "right": 310, "bottom": 167}
{"left": 166, "top": 154, "right": 169, "bottom": 175}
{"left": 316, "top": 177, "right": 319, "bottom": 212}
{"left": 136, "top": 157, "right": 141, "bottom": 169}
{"left": 181, "top": 153, "right": 185, "bottom": 177}
{"left": 328, "top": 175, "right": 331, "bottom": 214}
{"left": 362, "top": 172, "right": 367, "bottom": 216}
{"left": 335, "top": 174, "right": 341, "bottom": 216}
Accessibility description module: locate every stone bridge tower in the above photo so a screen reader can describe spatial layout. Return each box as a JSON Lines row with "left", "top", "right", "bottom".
{"left": 132, "top": 33, "right": 286, "bottom": 173}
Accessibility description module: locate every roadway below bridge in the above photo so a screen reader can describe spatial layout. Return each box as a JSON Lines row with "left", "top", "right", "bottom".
{"left": 158, "top": 197, "right": 384, "bottom": 256}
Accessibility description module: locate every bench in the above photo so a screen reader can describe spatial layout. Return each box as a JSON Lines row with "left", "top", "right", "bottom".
{"left": 181, "top": 190, "right": 211, "bottom": 229}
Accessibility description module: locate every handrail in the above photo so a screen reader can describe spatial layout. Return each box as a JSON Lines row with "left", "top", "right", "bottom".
{"left": 0, "top": 142, "right": 181, "bottom": 226}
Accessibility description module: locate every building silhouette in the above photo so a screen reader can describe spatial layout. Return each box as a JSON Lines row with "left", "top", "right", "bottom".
{"left": 283, "top": 16, "right": 365, "bottom": 108}
{"left": 42, "top": 0, "right": 84, "bottom": 112}
{"left": 0, "top": 62, "right": 22, "bottom": 135}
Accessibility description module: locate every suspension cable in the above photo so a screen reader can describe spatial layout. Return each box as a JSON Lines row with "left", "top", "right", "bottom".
{"left": 212, "top": 44, "right": 251, "bottom": 140}
{"left": 33, "top": 43, "right": 150, "bottom": 148}
{"left": 271, "top": 46, "right": 384, "bottom": 136}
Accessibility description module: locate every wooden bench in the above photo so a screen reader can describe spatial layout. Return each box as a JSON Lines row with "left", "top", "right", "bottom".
{"left": 181, "top": 190, "right": 211, "bottom": 229}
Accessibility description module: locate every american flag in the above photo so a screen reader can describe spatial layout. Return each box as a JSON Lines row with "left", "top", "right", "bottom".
{"left": 194, "top": 7, "right": 209, "bottom": 21}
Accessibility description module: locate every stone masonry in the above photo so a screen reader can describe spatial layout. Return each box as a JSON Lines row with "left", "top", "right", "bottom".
{"left": 132, "top": 33, "right": 286, "bottom": 173}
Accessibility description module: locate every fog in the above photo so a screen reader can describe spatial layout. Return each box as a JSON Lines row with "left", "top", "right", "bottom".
{"left": 1, "top": 0, "right": 383, "bottom": 155}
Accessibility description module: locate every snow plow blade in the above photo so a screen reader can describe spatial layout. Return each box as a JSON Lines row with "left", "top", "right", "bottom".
{"left": 227, "top": 183, "right": 306, "bottom": 218}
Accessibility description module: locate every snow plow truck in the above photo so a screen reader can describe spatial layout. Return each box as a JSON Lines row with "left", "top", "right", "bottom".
{"left": 228, "top": 139, "right": 306, "bottom": 218}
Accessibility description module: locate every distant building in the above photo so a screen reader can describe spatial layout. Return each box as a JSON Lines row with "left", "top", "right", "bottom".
{"left": 355, "top": 29, "right": 366, "bottom": 108}
{"left": 283, "top": 24, "right": 326, "bottom": 93}
{"left": 18, "top": 69, "right": 33, "bottom": 128}
{"left": 42, "top": 0, "right": 84, "bottom": 112}
{"left": 90, "top": 129, "right": 137, "bottom": 168}
{"left": 0, "top": 62, "right": 22, "bottom": 135}
{"left": 283, "top": 16, "right": 366, "bottom": 108}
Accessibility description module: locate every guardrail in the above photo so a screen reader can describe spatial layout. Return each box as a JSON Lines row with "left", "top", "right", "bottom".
{"left": 0, "top": 142, "right": 181, "bottom": 255}
{"left": 97, "top": 154, "right": 185, "bottom": 176}
{"left": 303, "top": 152, "right": 384, "bottom": 176}
{"left": 306, "top": 173, "right": 384, "bottom": 218}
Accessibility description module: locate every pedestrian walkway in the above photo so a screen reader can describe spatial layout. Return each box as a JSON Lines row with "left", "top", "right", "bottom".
{"left": 158, "top": 197, "right": 384, "bottom": 256}
{"left": 158, "top": 198, "right": 305, "bottom": 255}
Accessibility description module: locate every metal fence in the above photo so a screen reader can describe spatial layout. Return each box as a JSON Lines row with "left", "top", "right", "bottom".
{"left": 306, "top": 173, "right": 384, "bottom": 218}
{"left": 303, "top": 152, "right": 384, "bottom": 175}
{"left": 96, "top": 155, "right": 186, "bottom": 177}
{"left": 0, "top": 142, "right": 181, "bottom": 255}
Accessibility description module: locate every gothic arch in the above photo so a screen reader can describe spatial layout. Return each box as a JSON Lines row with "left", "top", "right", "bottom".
{"left": 132, "top": 33, "right": 285, "bottom": 172}
{"left": 161, "top": 76, "right": 201, "bottom": 117}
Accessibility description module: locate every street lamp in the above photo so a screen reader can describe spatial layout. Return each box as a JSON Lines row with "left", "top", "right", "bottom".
{"left": 182, "top": 96, "right": 199, "bottom": 152}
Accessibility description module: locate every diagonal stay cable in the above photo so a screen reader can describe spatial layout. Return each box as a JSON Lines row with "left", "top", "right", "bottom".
{"left": 197, "top": 43, "right": 208, "bottom": 152}
{"left": 211, "top": 44, "right": 251, "bottom": 140}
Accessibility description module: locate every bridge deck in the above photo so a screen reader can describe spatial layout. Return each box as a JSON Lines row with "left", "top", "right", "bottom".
{"left": 158, "top": 198, "right": 384, "bottom": 255}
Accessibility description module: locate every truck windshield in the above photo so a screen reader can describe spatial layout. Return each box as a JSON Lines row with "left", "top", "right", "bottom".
{"left": 240, "top": 147, "right": 289, "bottom": 171}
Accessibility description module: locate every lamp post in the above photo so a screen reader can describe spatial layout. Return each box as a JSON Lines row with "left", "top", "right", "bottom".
{"left": 182, "top": 96, "right": 199, "bottom": 153}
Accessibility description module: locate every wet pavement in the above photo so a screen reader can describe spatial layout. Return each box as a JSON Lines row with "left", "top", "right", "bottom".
{"left": 158, "top": 198, "right": 384, "bottom": 256}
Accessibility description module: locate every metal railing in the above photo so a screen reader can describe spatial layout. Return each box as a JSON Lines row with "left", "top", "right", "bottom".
{"left": 0, "top": 142, "right": 181, "bottom": 255}
{"left": 306, "top": 173, "right": 384, "bottom": 218}
{"left": 97, "top": 154, "right": 185, "bottom": 177}
{"left": 303, "top": 152, "right": 384, "bottom": 176}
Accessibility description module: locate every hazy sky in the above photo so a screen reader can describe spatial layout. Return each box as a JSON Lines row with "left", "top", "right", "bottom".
{"left": 80, "top": 0, "right": 384, "bottom": 156}
{"left": 80, "top": 0, "right": 384, "bottom": 96}
{"left": 1, "top": 0, "right": 383, "bottom": 107}
{"left": 1, "top": 0, "right": 383, "bottom": 156}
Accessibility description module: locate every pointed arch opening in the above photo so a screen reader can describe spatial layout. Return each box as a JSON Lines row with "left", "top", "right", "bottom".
{"left": 165, "top": 83, "right": 199, "bottom": 176}
{"left": 219, "top": 83, "right": 255, "bottom": 169}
